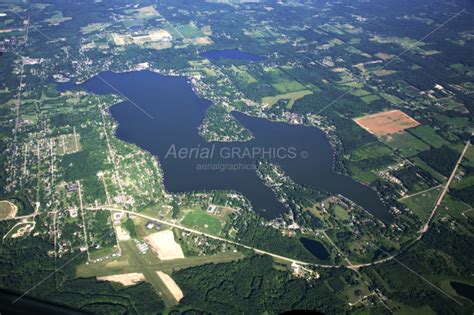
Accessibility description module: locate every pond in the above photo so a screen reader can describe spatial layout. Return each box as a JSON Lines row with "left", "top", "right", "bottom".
{"left": 451, "top": 281, "right": 474, "bottom": 301}
{"left": 300, "top": 237, "right": 330, "bottom": 260}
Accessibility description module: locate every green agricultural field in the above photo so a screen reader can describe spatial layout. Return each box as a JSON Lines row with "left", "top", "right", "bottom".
{"left": 181, "top": 209, "right": 222, "bottom": 235}
{"left": 380, "top": 92, "right": 404, "bottom": 105}
{"left": 401, "top": 187, "right": 441, "bottom": 221}
{"left": 229, "top": 65, "right": 257, "bottom": 84}
{"left": 271, "top": 81, "right": 306, "bottom": 94}
{"left": 371, "top": 69, "right": 397, "bottom": 77}
{"left": 435, "top": 97, "right": 468, "bottom": 112}
{"left": 349, "top": 167, "right": 379, "bottom": 184}
{"left": 409, "top": 125, "right": 449, "bottom": 148}
{"left": 351, "top": 89, "right": 371, "bottom": 97}
{"left": 264, "top": 67, "right": 307, "bottom": 93}
{"left": 449, "top": 63, "right": 464, "bottom": 71}
{"left": 382, "top": 132, "right": 430, "bottom": 157}
{"left": 438, "top": 194, "right": 471, "bottom": 219}
{"left": 434, "top": 115, "right": 470, "bottom": 130}
{"left": 452, "top": 174, "right": 474, "bottom": 189}
{"left": 176, "top": 24, "right": 204, "bottom": 38}
{"left": 360, "top": 94, "right": 381, "bottom": 104}
{"left": 349, "top": 143, "right": 393, "bottom": 162}
{"left": 451, "top": 143, "right": 474, "bottom": 168}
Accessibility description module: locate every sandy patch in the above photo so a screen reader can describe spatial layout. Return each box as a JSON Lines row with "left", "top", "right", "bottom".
{"left": 0, "top": 201, "right": 18, "bottom": 219}
{"left": 353, "top": 109, "right": 420, "bottom": 136}
{"left": 149, "top": 29, "right": 172, "bottom": 41}
{"left": 115, "top": 225, "right": 131, "bottom": 241}
{"left": 192, "top": 37, "right": 213, "bottom": 45}
{"left": 98, "top": 273, "right": 145, "bottom": 286}
{"left": 156, "top": 271, "right": 184, "bottom": 302}
{"left": 144, "top": 230, "right": 185, "bottom": 260}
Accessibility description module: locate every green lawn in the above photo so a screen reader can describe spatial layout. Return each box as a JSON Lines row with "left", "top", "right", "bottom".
{"left": 181, "top": 209, "right": 222, "bottom": 235}
{"left": 333, "top": 205, "right": 350, "bottom": 221}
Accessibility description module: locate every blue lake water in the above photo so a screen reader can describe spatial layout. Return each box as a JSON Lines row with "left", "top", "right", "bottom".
{"left": 200, "top": 49, "right": 265, "bottom": 61}
{"left": 57, "top": 71, "right": 391, "bottom": 221}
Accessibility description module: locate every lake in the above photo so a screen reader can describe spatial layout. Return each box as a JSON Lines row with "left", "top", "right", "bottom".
{"left": 57, "top": 71, "right": 390, "bottom": 220}
{"left": 200, "top": 49, "right": 265, "bottom": 61}
{"left": 300, "top": 238, "right": 329, "bottom": 260}
{"left": 451, "top": 281, "right": 474, "bottom": 301}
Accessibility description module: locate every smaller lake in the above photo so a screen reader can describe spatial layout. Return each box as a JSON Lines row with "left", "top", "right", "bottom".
{"left": 300, "top": 238, "right": 329, "bottom": 260}
{"left": 451, "top": 281, "right": 474, "bottom": 301}
{"left": 201, "top": 49, "right": 264, "bottom": 61}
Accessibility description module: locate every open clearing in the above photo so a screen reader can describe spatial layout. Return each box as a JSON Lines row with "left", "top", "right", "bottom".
{"left": 261, "top": 90, "right": 312, "bottom": 109}
{"left": 156, "top": 271, "right": 184, "bottom": 302}
{"left": 144, "top": 230, "right": 185, "bottom": 260}
{"left": 0, "top": 201, "right": 17, "bottom": 219}
{"left": 354, "top": 109, "right": 420, "bottom": 136}
{"left": 98, "top": 273, "right": 145, "bottom": 286}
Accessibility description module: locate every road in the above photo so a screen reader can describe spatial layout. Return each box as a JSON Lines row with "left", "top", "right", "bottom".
{"left": 86, "top": 206, "right": 336, "bottom": 268}
{"left": 398, "top": 184, "right": 442, "bottom": 201}
{"left": 77, "top": 181, "right": 91, "bottom": 260}
{"left": 86, "top": 206, "right": 398, "bottom": 270}
{"left": 420, "top": 138, "right": 471, "bottom": 236}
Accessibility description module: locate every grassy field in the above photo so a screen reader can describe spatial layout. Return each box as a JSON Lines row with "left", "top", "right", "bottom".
{"left": 382, "top": 132, "right": 430, "bottom": 157}
{"left": 176, "top": 24, "right": 204, "bottom": 38}
{"left": 229, "top": 65, "right": 257, "bottom": 84}
{"left": 261, "top": 90, "right": 312, "bottom": 108}
{"left": 271, "top": 81, "right": 306, "bottom": 94}
{"left": 380, "top": 92, "right": 404, "bottom": 105}
{"left": 438, "top": 194, "right": 471, "bottom": 219}
{"left": 349, "top": 167, "right": 379, "bottom": 184}
{"left": 181, "top": 209, "right": 222, "bottom": 235}
{"left": 360, "top": 94, "right": 381, "bottom": 104}
{"left": 333, "top": 205, "right": 350, "bottom": 221}
{"left": 351, "top": 89, "right": 371, "bottom": 97}
{"left": 409, "top": 125, "right": 449, "bottom": 148}
{"left": 264, "top": 66, "right": 307, "bottom": 94}
{"left": 349, "top": 143, "right": 393, "bottom": 162}
{"left": 401, "top": 187, "right": 442, "bottom": 220}
{"left": 434, "top": 115, "right": 470, "bottom": 130}
{"left": 451, "top": 143, "right": 474, "bottom": 167}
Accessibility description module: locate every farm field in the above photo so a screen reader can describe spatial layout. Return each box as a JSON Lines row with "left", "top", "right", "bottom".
{"left": 353, "top": 110, "right": 420, "bottom": 136}
{"left": 401, "top": 187, "right": 442, "bottom": 221}
{"left": 382, "top": 132, "right": 430, "bottom": 157}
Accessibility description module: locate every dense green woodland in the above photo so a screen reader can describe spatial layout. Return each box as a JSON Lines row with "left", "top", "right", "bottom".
{"left": 171, "top": 255, "right": 345, "bottom": 314}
